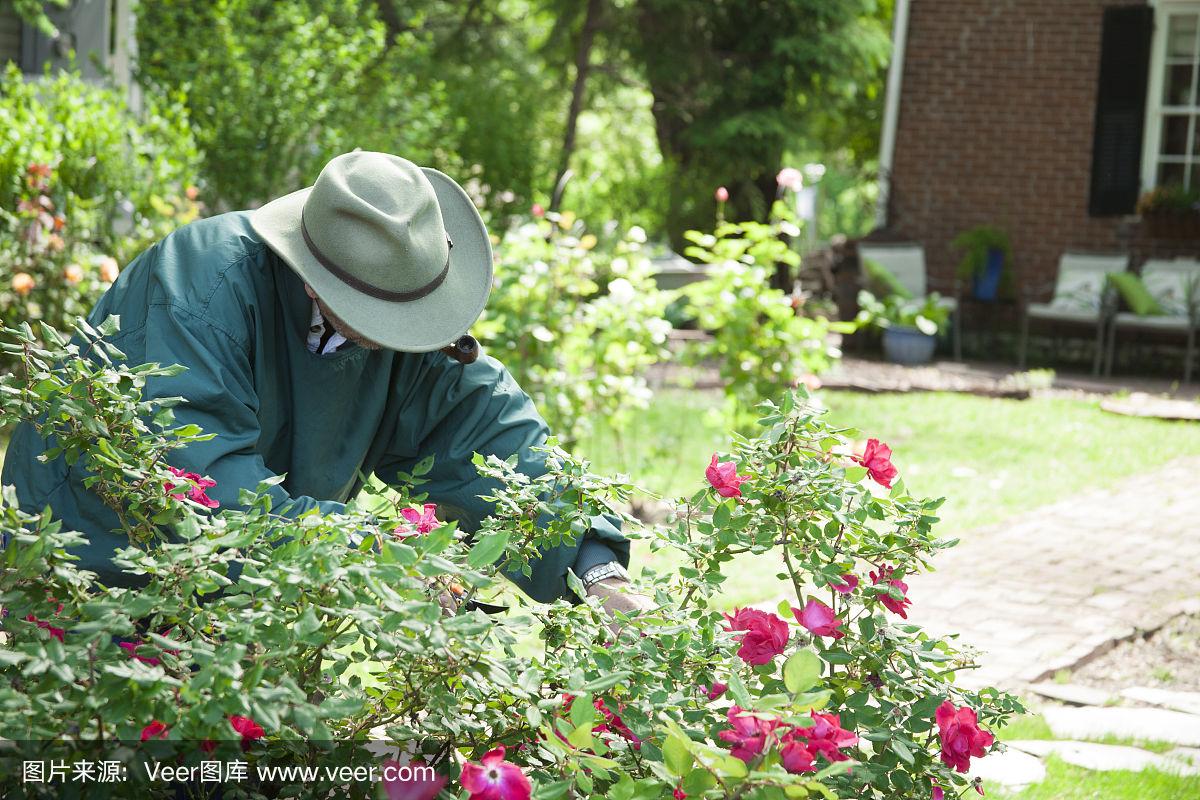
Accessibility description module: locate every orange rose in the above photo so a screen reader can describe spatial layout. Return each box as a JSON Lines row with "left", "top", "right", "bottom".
{"left": 98, "top": 256, "right": 119, "bottom": 283}
{"left": 12, "top": 272, "right": 35, "bottom": 295}
{"left": 63, "top": 263, "right": 84, "bottom": 285}
{"left": 185, "top": 185, "right": 199, "bottom": 201}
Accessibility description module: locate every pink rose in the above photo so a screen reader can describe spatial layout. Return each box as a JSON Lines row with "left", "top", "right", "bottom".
{"left": 381, "top": 759, "right": 447, "bottom": 800}
{"left": 853, "top": 438, "right": 898, "bottom": 488}
{"left": 706, "top": 454, "right": 749, "bottom": 499}
{"left": 870, "top": 564, "right": 912, "bottom": 618}
{"left": 932, "top": 786, "right": 945, "bottom": 800}
{"left": 723, "top": 608, "right": 789, "bottom": 665}
{"left": 460, "top": 746, "right": 532, "bottom": 800}
{"left": 718, "top": 706, "right": 781, "bottom": 763}
{"left": 400, "top": 503, "right": 439, "bottom": 534}
{"left": 793, "top": 599, "right": 845, "bottom": 639}
{"left": 830, "top": 574, "right": 858, "bottom": 594}
{"left": 714, "top": 186, "right": 729, "bottom": 203}
{"left": 776, "top": 167, "right": 804, "bottom": 192}
{"left": 706, "top": 682, "right": 728, "bottom": 700}
{"left": 165, "top": 466, "right": 219, "bottom": 509}
{"left": 531, "top": 203, "right": 545, "bottom": 218}
{"left": 673, "top": 788, "right": 687, "bottom": 800}
{"left": 789, "top": 711, "right": 858, "bottom": 763}
{"left": 140, "top": 720, "right": 169, "bottom": 741}
{"left": 935, "top": 700, "right": 994, "bottom": 773}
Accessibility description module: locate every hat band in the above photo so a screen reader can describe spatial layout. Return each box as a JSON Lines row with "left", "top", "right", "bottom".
{"left": 300, "top": 212, "right": 451, "bottom": 303}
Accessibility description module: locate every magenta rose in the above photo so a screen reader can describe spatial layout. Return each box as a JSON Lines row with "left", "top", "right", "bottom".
{"left": 793, "top": 599, "right": 846, "bottom": 640}
{"left": 459, "top": 746, "right": 532, "bottom": 800}
{"left": 723, "top": 608, "right": 789, "bottom": 665}
{"left": 706, "top": 454, "right": 750, "bottom": 499}
{"left": 853, "top": 438, "right": 898, "bottom": 488}
{"left": 935, "top": 701, "right": 994, "bottom": 773}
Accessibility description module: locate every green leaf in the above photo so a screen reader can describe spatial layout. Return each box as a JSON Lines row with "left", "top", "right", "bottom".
{"left": 467, "top": 530, "right": 510, "bottom": 568}
{"left": 783, "top": 649, "right": 822, "bottom": 694}
{"left": 663, "top": 732, "right": 694, "bottom": 777}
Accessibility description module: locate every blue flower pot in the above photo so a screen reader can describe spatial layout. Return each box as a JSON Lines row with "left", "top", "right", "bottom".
{"left": 972, "top": 248, "right": 1005, "bottom": 301}
{"left": 882, "top": 326, "right": 937, "bottom": 365}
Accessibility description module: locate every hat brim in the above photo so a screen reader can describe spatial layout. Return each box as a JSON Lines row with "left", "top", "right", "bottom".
{"left": 249, "top": 167, "right": 493, "bottom": 352}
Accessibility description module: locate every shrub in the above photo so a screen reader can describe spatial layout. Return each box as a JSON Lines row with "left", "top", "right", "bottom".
{"left": 477, "top": 213, "right": 673, "bottom": 449}
{"left": 680, "top": 203, "right": 845, "bottom": 424}
{"left": 0, "top": 65, "right": 200, "bottom": 358}
{"left": 0, "top": 318, "right": 1021, "bottom": 799}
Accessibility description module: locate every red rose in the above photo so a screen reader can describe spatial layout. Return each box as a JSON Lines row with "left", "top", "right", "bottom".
{"left": 165, "top": 466, "right": 220, "bottom": 509}
{"left": 229, "top": 714, "right": 265, "bottom": 750}
{"left": 830, "top": 574, "right": 859, "bottom": 594}
{"left": 870, "top": 564, "right": 912, "bottom": 618}
{"left": 853, "top": 438, "right": 898, "bottom": 488}
{"left": 381, "top": 759, "right": 447, "bottom": 800}
{"left": 935, "top": 700, "right": 994, "bottom": 773}
{"left": 723, "top": 608, "right": 789, "bottom": 665}
{"left": 140, "top": 720, "right": 169, "bottom": 741}
{"left": 25, "top": 614, "right": 64, "bottom": 642}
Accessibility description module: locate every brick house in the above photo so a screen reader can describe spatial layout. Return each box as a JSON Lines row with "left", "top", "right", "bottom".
{"left": 875, "top": 0, "right": 1199, "bottom": 307}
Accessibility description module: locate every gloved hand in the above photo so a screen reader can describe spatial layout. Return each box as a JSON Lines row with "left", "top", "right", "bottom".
{"left": 585, "top": 577, "right": 654, "bottom": 634}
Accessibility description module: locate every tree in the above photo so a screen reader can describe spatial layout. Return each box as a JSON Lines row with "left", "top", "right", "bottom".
{"left": 618, "top": 0, "right": 891, "bottom": 248}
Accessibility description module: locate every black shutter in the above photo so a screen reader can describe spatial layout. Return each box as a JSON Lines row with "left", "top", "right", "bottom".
{"left": 1088, "top": 6, "right": 1154, "bottom": 216}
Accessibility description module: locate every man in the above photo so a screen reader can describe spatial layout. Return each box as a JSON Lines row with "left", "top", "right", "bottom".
{"left": 3, "top": 151, "right": 644, "bottom": 615}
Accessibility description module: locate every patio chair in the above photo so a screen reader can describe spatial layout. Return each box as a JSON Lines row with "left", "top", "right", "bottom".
{"left": 1017, "top": 252, "right": 1128, "bottom": 375}
{"left": 857, "top": 242, "right": 961, "bottom": 360}
{"left": 1103, "top": 258, "right": 1199, "bottom": 383}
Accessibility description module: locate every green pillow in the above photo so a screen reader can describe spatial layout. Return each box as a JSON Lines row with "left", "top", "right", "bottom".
{"left": 1108, "top": 272, "right": 1163, "bottom": 316}
{"left": 862, "top": 257, "right": 913, "bottom": 300}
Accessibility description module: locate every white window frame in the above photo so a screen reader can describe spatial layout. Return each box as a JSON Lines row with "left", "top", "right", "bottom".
{"left": 1141, "top": 0, "right": 1200, "bottom": 191}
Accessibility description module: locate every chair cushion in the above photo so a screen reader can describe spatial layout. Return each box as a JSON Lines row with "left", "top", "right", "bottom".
{"left": 1050, "top": 252, "right": 1127, "bottom": 313}
{"left": 1108, "top": 272, "right": 1164, "bottom": 316}
{"left": 1141, "top": 259, "right": 1199, "bottom": 318}
{"left": 862, "top": 257, "right": 913, "bottom": 299}
{"left": 1026, "top": 303, "right": 1099, "bottom": 323}
{"left": 1111, "top": 312, "right": 1191, "bottom": 331}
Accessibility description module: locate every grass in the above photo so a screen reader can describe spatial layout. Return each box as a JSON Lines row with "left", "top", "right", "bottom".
{"left": 991, "top": 756, "right": 1200, "bottom": 800}
{"left": 576, "top": 387, "right": 1200, "bottom": 607}
{"left": 581, "top": 387, "right": 1200, "bottom": 537}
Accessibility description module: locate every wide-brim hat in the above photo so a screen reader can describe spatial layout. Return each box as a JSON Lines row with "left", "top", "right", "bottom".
{"left": 250, "top": 151, "right": 492, "bottom": 352}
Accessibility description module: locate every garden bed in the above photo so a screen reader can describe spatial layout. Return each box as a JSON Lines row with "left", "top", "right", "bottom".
{"left": 1069, "top": 613, "right": 1200, "bottom": 694}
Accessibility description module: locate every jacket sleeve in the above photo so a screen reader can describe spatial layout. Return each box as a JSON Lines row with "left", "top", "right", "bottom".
{"left": 373, "top": 353, "right": 630, "bottom": 603}
{"left": 140, "top": 302, "right": 346, "bottom": 518}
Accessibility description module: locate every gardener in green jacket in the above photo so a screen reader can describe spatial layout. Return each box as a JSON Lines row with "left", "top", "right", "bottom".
{"left": 3, "top": 151, "right": 643, "bottom": 613}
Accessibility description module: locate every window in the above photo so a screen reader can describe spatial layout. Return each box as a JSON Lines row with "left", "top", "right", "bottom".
{"left": 1143, "top": 2, "right": 1200, "bottom": 190}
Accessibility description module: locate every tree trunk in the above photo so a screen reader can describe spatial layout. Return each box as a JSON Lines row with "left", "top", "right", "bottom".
{"left": 549, "top": 0, "right": 604, "bottom": 213}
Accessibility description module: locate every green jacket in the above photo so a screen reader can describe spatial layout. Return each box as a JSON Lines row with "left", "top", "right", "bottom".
{"left": 2, "top": 212, "right": 627, "bottom": 601}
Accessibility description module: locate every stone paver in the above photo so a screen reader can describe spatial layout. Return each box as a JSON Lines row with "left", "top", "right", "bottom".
{"left": 969, "top": 748, "right": 1046, "bottom": 788}
{"left": 1042, "top": 706, "right": 1200, "bottom": 747}
{"left": 1027, "top": 683, "right": 1116, "bottom": 707}
{"left": 1121, "top": 687, "right": 1200, "bottom": 716}
{"left": 903, "top": 456, "right": 1200, "bottom": 689}
{"left": 1008, "top": 739, "right": 1200, "bottom": 775}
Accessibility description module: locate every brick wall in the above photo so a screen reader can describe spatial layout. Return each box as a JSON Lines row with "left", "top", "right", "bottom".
{"left": 887, "top": 0, "right": 1197, "bottom": 303}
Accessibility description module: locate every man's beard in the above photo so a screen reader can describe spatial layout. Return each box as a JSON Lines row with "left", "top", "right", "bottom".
{"left": 313, "top": 297, "right": 383, "bottom": 350}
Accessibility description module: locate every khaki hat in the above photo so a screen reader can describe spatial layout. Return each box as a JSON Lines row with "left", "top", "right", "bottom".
{"left": 250, "top": 151, "right": 492, "bottom": 352}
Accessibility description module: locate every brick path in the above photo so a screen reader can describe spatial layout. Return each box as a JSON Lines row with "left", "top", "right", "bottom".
{"left": 905, "top": 456, "right": 1200, "bottom": 690}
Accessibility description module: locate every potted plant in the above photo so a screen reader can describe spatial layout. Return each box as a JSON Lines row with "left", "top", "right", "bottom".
{"left": 952, "top": 225, "right": 1013, "bottom": 301}
{"left": 1137, "top": 185, "right": 1200, "bottom": 238}
{"left": 856, "top": 289, "right": 952, "bottom": 365}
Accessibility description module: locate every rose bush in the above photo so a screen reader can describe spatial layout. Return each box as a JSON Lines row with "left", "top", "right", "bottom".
{"left": 476, "top": 213, "right": 672, "bottom": 448}
{"left": 0, "top": 318, "right": 1022, "bottom": 799}
{"left": 678, "top": 202, "right": 849, "bottom": 426}
{"left": 0, "top": 66, "right": 201, "bottom": 368}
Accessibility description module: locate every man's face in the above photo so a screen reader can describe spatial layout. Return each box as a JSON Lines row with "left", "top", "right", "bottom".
{"left": 303, "top": 284, "right": 383, "bottom": 350}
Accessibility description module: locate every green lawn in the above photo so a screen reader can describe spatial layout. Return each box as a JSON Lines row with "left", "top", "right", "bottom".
{"left": 580, "top": 387, "right": 1200, "bottom": 537}
{"left": 577, "top": 388, "right": 1200, "bottom": 607}
{"left": 988, "top": 714, "right": 1200, "bottom": 800}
